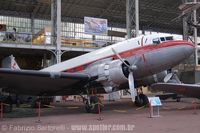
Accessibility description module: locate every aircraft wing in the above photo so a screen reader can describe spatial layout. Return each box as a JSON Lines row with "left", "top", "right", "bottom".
{"left": 0, "top": 68, "right": 96, "bottom": 96}
{"left": 151, "top": 83, "right": 200, "bottom": 98}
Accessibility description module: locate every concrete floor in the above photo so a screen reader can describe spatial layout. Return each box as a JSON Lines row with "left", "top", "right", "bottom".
{"left": 0, "top": 98, "right": 200, "bottom": 133}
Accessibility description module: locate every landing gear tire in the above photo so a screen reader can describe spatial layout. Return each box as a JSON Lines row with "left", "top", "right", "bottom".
{"left": 85, "top": 101, "right": 91, "bottom": 113}
{"left": 135, "top": 94, "right": 149, "bottom": 107}
{"left": 85, "top": 96, "right": 102, "bottom": 114}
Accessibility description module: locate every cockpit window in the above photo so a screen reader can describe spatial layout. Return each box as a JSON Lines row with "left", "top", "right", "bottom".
{"left": 160, "top": 37, "right": 165, "bottom": 41}
{"left": 153, "top": 38, "right": 160, "bottom": 45}
{"left": 166, "top": 36, "right": 173, "bottom": 41}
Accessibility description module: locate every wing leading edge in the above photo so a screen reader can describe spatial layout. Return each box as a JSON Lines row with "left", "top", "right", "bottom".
{"left": 0, "top": 68, "right": 95, "bottom": 96}
{"left": 151, "top": 83, "right": 200, "bottom": 98}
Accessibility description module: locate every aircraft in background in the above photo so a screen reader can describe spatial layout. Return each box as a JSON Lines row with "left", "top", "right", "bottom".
{"left": 0, "top": 34, "right": 195, "bottom": 113}
{"left": 151, "top": 82, "right": 200, "bottom": 99}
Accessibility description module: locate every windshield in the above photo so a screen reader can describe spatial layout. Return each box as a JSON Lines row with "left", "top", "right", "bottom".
{"left": 153, "top": 38, "right": 160, "bottom": 45}
{"left": 152, "top": 36, "right": 174, "bottom": 45}
{"left": 165, "top": 36, "right": 173, "bottom": 41}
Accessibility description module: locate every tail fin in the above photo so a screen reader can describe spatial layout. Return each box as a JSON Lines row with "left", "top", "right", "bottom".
{"left": 2, "top": 55, "right": 20, "bottom": 70}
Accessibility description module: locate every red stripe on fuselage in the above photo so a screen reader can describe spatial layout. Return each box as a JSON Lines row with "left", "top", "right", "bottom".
{"left": 65, "top": 41, "right": 194, "bottom": 72}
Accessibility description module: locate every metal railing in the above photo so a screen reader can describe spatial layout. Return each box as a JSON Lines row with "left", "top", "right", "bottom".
{"left": 0, "top": 32, "right": 115, "bottom": 49}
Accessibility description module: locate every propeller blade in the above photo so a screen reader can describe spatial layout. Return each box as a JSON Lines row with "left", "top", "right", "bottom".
{"left": 128, "top": 72, "right": 136, "bottom": 102}
{"left": 111, "top": 48, "right": 130, "bottom": 67}
{"left": 163, "top": 73, "right": 173, "bottom": 83}
{"left": 111, "top": 48, "right": 139, "bottom": 72}
{"left": 164, "top": 72, "right": 181, "bottom": 84}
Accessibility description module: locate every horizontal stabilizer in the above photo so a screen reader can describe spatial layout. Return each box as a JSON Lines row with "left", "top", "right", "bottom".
{"left": 1, "top": 55, "right": 20, "bottom": 70}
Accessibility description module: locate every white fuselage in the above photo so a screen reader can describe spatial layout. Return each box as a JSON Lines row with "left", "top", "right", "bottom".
{"left": 41, "top": 34, "right": 160, "bottom": 72}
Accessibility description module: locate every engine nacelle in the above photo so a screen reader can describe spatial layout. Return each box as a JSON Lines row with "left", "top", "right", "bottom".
{"left": 86, "top": 60, "right": 129, "bottom": 93}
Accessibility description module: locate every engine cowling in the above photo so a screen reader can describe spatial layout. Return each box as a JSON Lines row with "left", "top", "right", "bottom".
{"left": 86, "top": 60, "right": 130, "bottom": 93}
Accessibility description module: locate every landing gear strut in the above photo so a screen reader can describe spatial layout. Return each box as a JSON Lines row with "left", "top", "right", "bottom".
{"left": 82, "top": 88, "right": 103, "bottom": 114}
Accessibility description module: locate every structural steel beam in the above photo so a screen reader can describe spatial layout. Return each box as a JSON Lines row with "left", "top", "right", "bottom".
{"left": 193, "top": 0, "right": 198, "bottom": 66}
{"left": 182, "top": 16, "right": 189, "bottom": 40}
{"left": 126, "top": 0, "right": 139, "bottom": 39}
{"left": 51, "top": 0, "right": 61, "bottom": 63}
{"left": 31, "top": 13, "right": 35, "bottom": 34}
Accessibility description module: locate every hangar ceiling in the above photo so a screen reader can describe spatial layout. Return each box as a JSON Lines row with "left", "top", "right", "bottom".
{"left": 0, "top": 0, "right": 199, "bottom": 35}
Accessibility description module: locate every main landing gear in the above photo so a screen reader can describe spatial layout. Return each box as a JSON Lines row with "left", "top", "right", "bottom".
{"left": 134, "top": 88, "right": 149, "bottom": 107}
{"left": 135, "top": 94, "right": 149, "bottom": 107}
{"left": 81, "top": 89, "right": 103, "bottom": 114}
{"left": 85, "top": 96, "right": 101, "bottom": 113}
{"left": 127, "top": 87, "right": 149, "bottom": 107}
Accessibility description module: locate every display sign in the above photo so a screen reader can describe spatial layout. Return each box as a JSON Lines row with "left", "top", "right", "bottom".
{"left": 84, "top": 17, "right": 107, "bottom": 35}
{"left": 148, "top": 97, "right": 162, "bottom": 106}
{"left": 0, "top": 24, "right": 6, "bottom": 31}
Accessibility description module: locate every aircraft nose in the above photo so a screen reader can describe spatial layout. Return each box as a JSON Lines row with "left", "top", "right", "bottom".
{"left": 166, "top": 40, "right": 195, "bottom": 61}
{"left": 182, "top": 41, "right": 195, "bottom": 57}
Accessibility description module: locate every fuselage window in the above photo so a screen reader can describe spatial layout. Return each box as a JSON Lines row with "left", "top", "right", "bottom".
{"left": 137, "top": 41, "right": 140, "bottom": 45}
{"left": 145, "top": 38, "right": 148, "bottom": 43}
{"left": 166, "top": 36, "right": 173, "bottom": 41}
{"left": 153, "top": 38, "right": 160, "bottom": 45}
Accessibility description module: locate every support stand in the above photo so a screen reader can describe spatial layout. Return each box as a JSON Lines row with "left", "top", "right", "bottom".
{"left": 148, "top": 97, "right": 162, "bottom": 118}
{"left": 36, "top": 102, "right": 41, "bottom": 123}
{"left": 193, "top": 98, "right": 198, "bottom": 115}
{"left": 97, "top": 97, "right": 103, "bottom": 121}
{"left": 0, "top": 102, "right": 3, "bottom": 120}
{"left": 149, "top": 104, "right": 160, "bottom": 118}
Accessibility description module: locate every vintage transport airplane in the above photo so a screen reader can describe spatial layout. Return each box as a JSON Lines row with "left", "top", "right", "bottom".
{"left": 0, "top": 34, "right": 195, "bottom": 113}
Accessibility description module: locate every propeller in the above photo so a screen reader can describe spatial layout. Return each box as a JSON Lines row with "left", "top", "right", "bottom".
{"left": 164, "top": 73, "right": 173, "bottom": 83}
{"left": 111, "top": 48, "right": 137, "bottom": 71}
{"left": 111, "top": 47, "right": 138, "bottom": 102}
{"left": 128, "top": 71, "right": 137, "bottom": 102}
{"left": 163, "top": 70, "right": 181, "bottom": 84}
{"left": 111, "top": 48, "right": 130, "bottom": 68}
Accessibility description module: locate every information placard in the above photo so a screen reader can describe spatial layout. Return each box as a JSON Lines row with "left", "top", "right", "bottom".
{"left": 148, "top": 97, "right": 162, "bottom": 106}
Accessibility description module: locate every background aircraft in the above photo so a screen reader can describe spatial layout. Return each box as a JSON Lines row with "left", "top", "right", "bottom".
{"left": 151, "top": 82, "right": 200, "bottom": 99}
{"left": 0, "top": 34, "right": 195, "bottom": 113}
